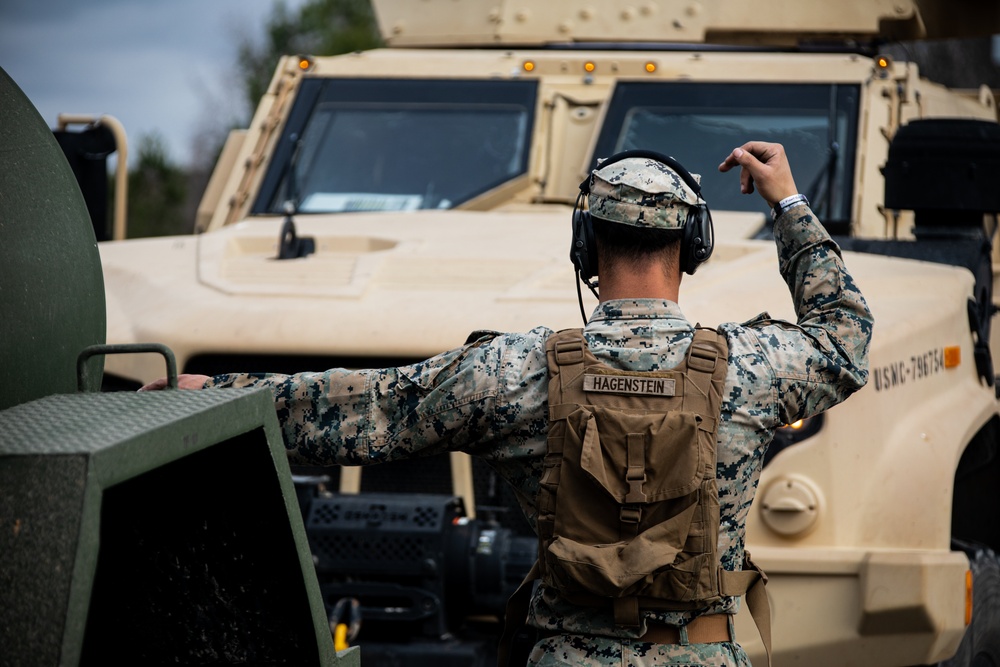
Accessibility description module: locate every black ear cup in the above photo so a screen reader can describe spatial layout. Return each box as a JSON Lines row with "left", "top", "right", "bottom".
{"left": 570, "top": 209, "right": 598, "bottom": 281}
{"left": 574, "top": 149, "right": 714, "bottom": 276}
{"left": 680, "top": 206, "right": 714, "bottom": 275}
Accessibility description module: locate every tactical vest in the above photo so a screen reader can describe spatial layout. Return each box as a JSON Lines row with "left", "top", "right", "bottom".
{"left": 498, "top": 328, "right": 772, "bottom": 667}
{"left": 537, "top": 327, "right": 730, "bottom": 627}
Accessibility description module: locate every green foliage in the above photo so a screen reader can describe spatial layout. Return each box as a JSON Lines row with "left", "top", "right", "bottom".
{"left": 126, "top": 133, "right": 190, "bottom": 238}
{"left": 237, "top": 0, "right": 382, "bottom": 114}
{"left": 124, "top": 0, "right": 381, "bottom": 237}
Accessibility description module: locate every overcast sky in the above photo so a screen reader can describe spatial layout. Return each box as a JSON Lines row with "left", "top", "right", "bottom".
{"left": 0, "top": 0, "right": 306, "bottom": 167}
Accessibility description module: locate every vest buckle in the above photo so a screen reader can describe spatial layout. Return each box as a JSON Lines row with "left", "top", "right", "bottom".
{"left": 625, "top": 469, "right": 647, "bottom": 504}
{"left": 687, "top": 342, "right": 719, "bottom": 372}
{"left": 620, "top": 505, "right": 642, "bottom": 524}
{"left": 554, "top": 339, "right": 585, "bottom": 366}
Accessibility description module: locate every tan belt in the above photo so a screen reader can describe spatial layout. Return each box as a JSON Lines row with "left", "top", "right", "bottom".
{"left": 641, "top": 614, "right": 732, "bottom": 644}
{"left": 542, "top": 614, "right": 733, "bottom": 645}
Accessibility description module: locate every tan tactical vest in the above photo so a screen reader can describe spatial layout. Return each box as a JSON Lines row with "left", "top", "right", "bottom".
{"left": 498, "top": 328, "right": 771, "bottom": 667}
{"left": 537, "top": 327, "right": 731, "bottom": 627}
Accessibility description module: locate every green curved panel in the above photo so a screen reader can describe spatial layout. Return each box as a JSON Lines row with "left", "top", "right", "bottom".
{"left": 0, "top": 67, "right": 105, "bottom": 409}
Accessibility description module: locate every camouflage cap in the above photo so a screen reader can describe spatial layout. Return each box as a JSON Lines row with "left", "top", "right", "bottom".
{"left": 587, "top": 157, "right": 703, "bottom": 230}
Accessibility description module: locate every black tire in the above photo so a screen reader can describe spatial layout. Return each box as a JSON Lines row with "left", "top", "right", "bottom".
{"left": 940, "top": 547, "right": 1000, "bottom": 667}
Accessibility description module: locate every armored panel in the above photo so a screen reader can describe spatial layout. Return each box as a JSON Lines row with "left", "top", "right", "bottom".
{"left": 0, "top": 388, "right": 340, "bottom": 666}
{"left": 370, "top": 0, "right": 996, "bottom": 47}
{"left": 884, "top": 118, "right": 1000, "bottom": 214}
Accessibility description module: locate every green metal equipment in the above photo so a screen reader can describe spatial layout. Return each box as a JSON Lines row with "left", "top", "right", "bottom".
{"left": 0, "top": 386, "right": 343, "bottom": 666}
{"left": 0, "top": 66, "right": 105, "bottom": 409}
{"left": 0, "top": 66, "right": 358, "bottom": 666}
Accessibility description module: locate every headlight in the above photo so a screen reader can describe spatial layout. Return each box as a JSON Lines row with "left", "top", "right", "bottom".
{"left": 764, "top": 414, "right": 824, "bottom": 467}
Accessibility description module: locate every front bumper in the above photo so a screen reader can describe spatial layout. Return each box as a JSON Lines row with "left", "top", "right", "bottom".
{"left": 734, "top": 547, "right": 970, "bottom": 666}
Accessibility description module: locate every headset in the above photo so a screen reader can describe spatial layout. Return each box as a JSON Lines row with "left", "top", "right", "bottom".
{"left": 571, "top": 149, "right": 714, "bottom": 287}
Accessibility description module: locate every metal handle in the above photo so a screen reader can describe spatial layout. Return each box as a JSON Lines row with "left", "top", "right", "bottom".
{"left": 77, "top": 343, "right": 178, "bottom": 392}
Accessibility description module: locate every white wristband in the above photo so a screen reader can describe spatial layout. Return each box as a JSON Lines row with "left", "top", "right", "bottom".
{"left": 772, "top": 194, "right": 809, "bottom": 220}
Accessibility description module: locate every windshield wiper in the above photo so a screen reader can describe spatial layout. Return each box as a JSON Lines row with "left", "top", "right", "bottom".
{"left": 804, "top": 140, "right": 839, "bottom": 219}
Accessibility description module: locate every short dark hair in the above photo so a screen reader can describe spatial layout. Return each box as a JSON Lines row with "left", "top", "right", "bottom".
{"left": 592, "top": 216, "right": 683, "bottom": 274}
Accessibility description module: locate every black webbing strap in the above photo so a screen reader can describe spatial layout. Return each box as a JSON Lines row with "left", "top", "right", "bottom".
{"left": 497, "top": 561, "right": 540, "bottom": 667}
{"left": 613, "top": 597, "right": 641, "bottom": 628}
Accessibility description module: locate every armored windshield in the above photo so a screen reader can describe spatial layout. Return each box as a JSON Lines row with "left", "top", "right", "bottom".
{"left": 254, "top": 79, "right": 537, "bottom": 214}
{"left": 591, "top": 82, "right": 860, "bottom": 227}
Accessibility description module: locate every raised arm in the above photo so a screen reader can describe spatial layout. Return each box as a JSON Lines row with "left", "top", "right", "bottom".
{"left": 720, "top": 142, "right": 874, "bottom": 424}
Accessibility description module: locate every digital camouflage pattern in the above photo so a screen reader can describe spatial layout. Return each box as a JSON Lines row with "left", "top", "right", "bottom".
{"left": 205, "top": 203, "right": 873, "bottom": 665}
{"left": 528, "top": 625, "right": 751, "bottom": 667}
{"left": 588, "top": 157, "right": 703, "bottom": 230}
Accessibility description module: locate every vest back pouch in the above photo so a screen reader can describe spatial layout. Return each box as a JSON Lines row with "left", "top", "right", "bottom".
{"left": 538, "top": 328, "right": 729, "bottom": 626}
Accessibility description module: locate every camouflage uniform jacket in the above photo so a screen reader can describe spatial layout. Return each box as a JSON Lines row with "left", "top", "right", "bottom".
{"left": 205, "top": 205, "right": 872, "bottom": 655}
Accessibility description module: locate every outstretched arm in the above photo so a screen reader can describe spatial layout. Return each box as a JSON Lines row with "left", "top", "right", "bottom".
{"left": 140, "top": 339, "right": 510, "bottom": 466}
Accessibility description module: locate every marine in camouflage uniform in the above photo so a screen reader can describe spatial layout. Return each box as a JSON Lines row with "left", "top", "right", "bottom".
{"left": 196, "top": 145, "right": 873, "bottom": 666}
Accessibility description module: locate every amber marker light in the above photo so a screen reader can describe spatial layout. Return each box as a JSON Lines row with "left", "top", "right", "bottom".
{"left": 584, "top": 61, "right": 596, "bottom": 73}
{"left": 945, "top": 346, "right": 961, "bottom": 368}
{"left": 298, "top": 56, "right": 314, "bottom": 71}
{"left": 874, "top": 54, "right": 892, "bottom": 76}
{"left": 523, "top": 61, "right": 535, "bottom": 72}
{"left": 966, "top": 569, "right": 973, "bottom": 625}
{"left": 645, "top": 61, "right": 657, "bottom": 73}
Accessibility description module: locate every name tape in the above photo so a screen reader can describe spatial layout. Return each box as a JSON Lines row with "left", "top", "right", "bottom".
{"left": 583, "top": 374, "right": 675, "bottom": 397}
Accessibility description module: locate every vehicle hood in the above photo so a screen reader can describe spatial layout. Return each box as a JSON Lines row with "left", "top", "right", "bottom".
{"left": 100, "top": 207, "right": 975, "bottom": 381}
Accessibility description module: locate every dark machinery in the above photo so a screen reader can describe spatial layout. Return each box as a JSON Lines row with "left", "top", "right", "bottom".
{"left": 296, "top": 483, "right": 536, "bottom": 666}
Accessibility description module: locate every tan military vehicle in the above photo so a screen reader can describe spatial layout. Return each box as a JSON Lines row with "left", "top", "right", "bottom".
{"left": 95, "top": 1, "right": 1000, "bottom": 664}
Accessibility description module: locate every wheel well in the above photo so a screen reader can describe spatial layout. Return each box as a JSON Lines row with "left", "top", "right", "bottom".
{"left": 953, "top": 416, "right": 1000, "bottom": 554}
